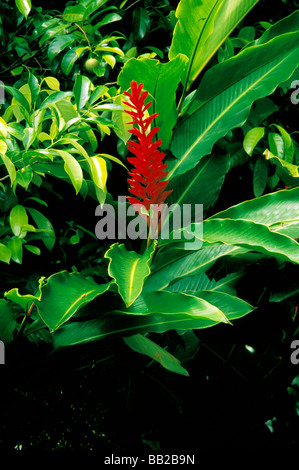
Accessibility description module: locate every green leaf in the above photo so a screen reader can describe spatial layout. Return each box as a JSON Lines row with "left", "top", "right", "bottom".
{"left": 104, "top": 242, "right": 157, "bottom": 307}
{"left": 0, "top": 117, "right": 7, "bottom": 138}
{"left": 251, "top": 9, "right": 299, "bottom": 47}
{"left": 47, "top": 35, "right": 78, "bottom": 62}
{"left": 94, "top": 45, "right": 124, "bottom": 57}
{"left": 132, "top": 7, "right": 150, "bottom": 41}
{"left": 5, "top": 279, "right": 43, "bottom": 311}
{"left": 9, "top": 205, "right": 28, "bottom": 238}
{"left": 103, "top": 54, "right": 116, "bottom": 68}
{"left": 54, "top": 149, "right": 83, "bottom": 194}
{"left": 63, "top": 4, "right": 86, "bottom": 22}
{"left": 243, "top": 127, "right": 265, "bottom": 156}
{"left": 36, "top": 271, "right": 111, "bottom": 331}
{"left": 40, "top": 92, "right": 73, "bottom": 110}
{"left": 39, "top": 23, "right": 68, "bottom": 47}
{"left": 90, "top": 12, "right": 121, "bottom": 30}
{"left": 128, "top": 290, "right": 229, "bottom": 323}
{"left": 98, "top": 153, "right": 128, "bottom": 170}
{"left": 24, "top": 245, "right": 41, "bottom": 255}
{"left": 43, "top": 76, "right": 61, "bottom": 91}
{"left": 167, "top": 272, "right": 243, "bottom": 296}
{"left": 89, "top": 85, "right": 108, "bottom": 105}
{"left": 52, "top": 290, "right": 231, "bottom": 348}
{"left": 144, "top": 243, "right": 240, "bottom": 292}
{"left": 15, "top": 0, "right": 31, "bottom": 18}
{"left": 253, "top": 156, "right": 268, "bottom": 197}
{"left": 26, "top": 207, "right": 55, "bottom": 251}
{"left": 83, "top": 0, "right": 108, "bottom": 21}
{"left": 273, "top": 124, "right": 294, "bottom": 162}
{"left": 263, "top": 149, "right": 299, "bottom": 178}
{"left": 4, "top": 85, "right": 30, "bottom": 116}
{"left": 27, "top": 72, "right": 39, "bottom": 105}
{"left": 168, "top": 153, "right": 230, "bottom": 217}
{"left": 268, "top": 132, "right": 284, "bottom": 159}
{"left": 0, "top": 299, "right": 17, "bottom": 343}
{"left": 209, "top": 186, "right": 299, "bottom": 228}
{"left": 90, "top": 156, "right": 107, "bottom": 190}
{"left": 1, "top": 153, "right": 16, "bottom": 186}
{"left": 111, "top": 95, "right": 131, "bottom": 144}
{"left": 186, "top": 290, "right": 255, "bottom": 322}
{"left": 7, "top": 237, "right": 23, "bottom": 264}
{"left": 169, "top": 32, "right": 299, "bottom": 179}
{"left": 169, "top": 0, "right": 259, "bottom": 90}
{"left": 123, "top": 334, "right": 189, "bottom": 376}
{"left": 184, "top": 219, "right": 299, "bottom": 264}
{"left": 55, "top": 99, "right": 79, "bottom": 125}
{"left": 61, "top": 48, "right": 80, "bottom": 76}
{"left": 118, "top": 55, "right": 188, "bottom": 149}
{"left": 95, "top": 185, "right": 107, "bottom": 206}
{"left": 73, "top": 75, "right": 92, "bottom": 110}
{"left": 23, "top": 127, "right": 36, "bottom": 150}
{"left": 92, "top": 103, "right": 124, "bottom": 111}
{"left": 0, "top": 243, "right": 11, "bottom": 264}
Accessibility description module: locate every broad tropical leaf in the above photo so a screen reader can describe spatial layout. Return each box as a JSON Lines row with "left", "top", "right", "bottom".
{"left": 168, "top": 31, "right": 299, "bottom": 179}
{"left": 104, "top": 242, "right": 157, "bottom": 307}
{"left": 123, "top": 334, "right": 189, "bottom": 376}
{"left": 0, "top": 300, "right": 17, "bottom": 343}
{"left": 166, "top": 272, "right": 243, "bottom": 296}
{"left": 209, "top": 186, "right": 299, "bottom": 229}
{"left": 169, "top": 0, "right": 260, "bottom": 90}
{"left": 52, "top": 290, "right": 234, "bottom": 348}
{"left": 118, "top": 55, "right": 188, "bottom": 148}
{"left": 144, "top": 242, "right": 241, "bottom": 292}
{"left": 183, "top": 219, "right": 299, "bottom": 264}
{"left": 168, "top": 153, "right": 230, "bottom": 217}
{"left": 182, "top": 290, "right": 255, "bottom": 322}
{"left": 35, "top": 271, "right": 111, "bottom": 331}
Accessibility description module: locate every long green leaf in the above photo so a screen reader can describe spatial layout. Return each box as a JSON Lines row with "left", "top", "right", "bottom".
{"left": 104, "top": 242, "right": 157, "bottom": 307}
{"left": 123, "top": 334, "right": 189, "bottom": 376}
{"left": 73, "top": 75, "right": 92, "bottom": 110}
{"left": 165, "top": 272, "right": 243, "bottom": 296}
{"left": 144, "top": 242, "right": 240, "bottom": 292}
{"left": 0, "top": 299, "right": 17, "bottom": 344}
{"left": 52, "top": 290, "right": 233, "bottom": 348}
{"left": 209, "top": 186, "right": 299, "bottom": 229}
{"left": 169, "top": 0, "right": 259, "bottom": 90}
{"left": 184, "top": 219, "right": 299, "bottom": 264}
{"left": 169, "top": 32, "right": 299, "bottom": 179}
{"left": 168, "top": 153, "right": 230, "bottom": 216}
{"left": 187, "top": 290, "right": 255, "bottom": 321}
{"left": 9, "top": 205, "right": 28, "bottom": 237}
{"left": 15, "top": 0, "right": 32, "bottom": 18}
{"left": 26, "top": 207, "right": 55, "bottom": 251}
{"left": 54, "top": 149, "right": 83, "bottom": 194}
{"left": 36, "top": 271, "right": 111, "bottom": 331}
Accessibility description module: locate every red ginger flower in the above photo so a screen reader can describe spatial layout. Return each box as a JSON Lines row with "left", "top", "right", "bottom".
{"left": 123, "top": 80, "right": 172, "bottom": 212}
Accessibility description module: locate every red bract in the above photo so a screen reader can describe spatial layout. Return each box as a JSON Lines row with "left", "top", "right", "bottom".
{"left": 123, "top": 80, "right": 172, "bottom": 213}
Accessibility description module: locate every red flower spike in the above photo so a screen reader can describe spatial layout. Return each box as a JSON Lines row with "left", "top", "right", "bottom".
{"left": 123, "top": 80, "right": 172, "bottom": 213}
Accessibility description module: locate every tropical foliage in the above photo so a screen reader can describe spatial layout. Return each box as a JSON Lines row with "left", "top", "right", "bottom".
{"left": 0, "top": 0, "right": 299, "bottom": 384}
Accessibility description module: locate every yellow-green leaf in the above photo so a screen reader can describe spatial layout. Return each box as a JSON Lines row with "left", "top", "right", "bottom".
{"left": 90, "top": 156, "right": 107, "bottom": 190}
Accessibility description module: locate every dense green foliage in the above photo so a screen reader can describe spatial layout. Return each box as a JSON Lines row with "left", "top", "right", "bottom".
{"left": 0, "top": 0, "right": 299, "bottom": 451}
